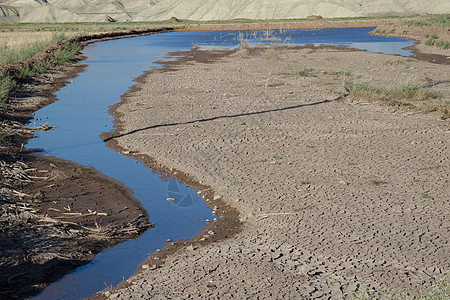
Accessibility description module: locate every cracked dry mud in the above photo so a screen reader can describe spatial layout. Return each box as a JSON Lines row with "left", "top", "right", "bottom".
{"left": 105, "top": 46, "right": 449, "bottom": 298}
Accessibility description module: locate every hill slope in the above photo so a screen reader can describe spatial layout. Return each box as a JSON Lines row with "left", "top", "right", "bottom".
{"left": 0, "top": 0, "right": 449, "bottom": 23}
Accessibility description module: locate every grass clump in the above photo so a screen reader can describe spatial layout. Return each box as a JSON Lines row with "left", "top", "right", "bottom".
{"left": 418, "top": 272, "right": 450, "bottom": 299}
{"left": 404, "top": 14, "right": 450, "bottom": 27}
{"left": 0, "top": 33, "right": 68, "bottom": 66}
{"left": 346, "top": 79, "right": 444, "bottom": 115}
{"left": 373, "top": 28, "right": 386, "bottom": 34}
{"left": 324, "top": 70, "right": 351, "bottom": 76}
{"left": 371, "top": 180, "right": 387, "bottom": 186}
{"left": 52, "top": 41, "right": 81, "bottom": 65}
{"left": 425, "top": 35, "right": 438, "bottom": 46}
{"left": 345, "top": 79, "right": 377, "bottom": 96}
{"left": 294, "top": 68, "right": 316, "bottom": 77}
{"left": 424, "top": 34, "right": 449, "bottom": 49}
{"left": 423, "top": 101, "right": 450, "bottom": 118}
{"left": 384, "top": 99, "right": 414, "bottom": 109}
{"left": 436, "top": 40, "right": 450, "bottom": 49}
{"left": 15, "top": 60, "right": 51, "bottom": 81}
{"left": 0, "top": 75, "right": 18, "bottom": 104}
{"left": 0, "top": 34, "right": 81, "bottom": 106}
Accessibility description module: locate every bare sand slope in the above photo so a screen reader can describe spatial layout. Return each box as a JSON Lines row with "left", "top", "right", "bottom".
{"left": 103, "top": 46, "right": 449, "bottom": 298}
{"left": 1, "top": 0, "right": 449, "bottom": 23}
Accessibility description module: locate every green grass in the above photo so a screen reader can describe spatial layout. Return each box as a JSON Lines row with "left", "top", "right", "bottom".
{"left": 345, "top": 79, "right": 376, "bottom": 95}
{"left": 324, "top": 70, "right": 351, "bottom": 76}
{"left": 373, "top": 28, "right": 386, "bottom": 34}
{"left": 423, "top": 101, "right": 450, "bottom": 118}
{"left": 371, "top": 180, "right": 387, "bottom": 185}
{"left": 403, "top": 14, "right": 450, "bottom": 27}
{"left": 0, "top": 33, "right": 67, "bottom": 66}
{"left": 436, "top": 40, "right": 450, "bottom": 49}
{"left": 0, "top": 36, "right": 81, "bottom": 107}
{"left": 383, "top": 99, "right": 414, "bottom": 109}
{"left": 294, "top": 67, "right": 315, "bottom": 77}
{"left": 15, "top": 60, "right": 51, "bottom": 80}
{"left": 423, "top": 34, "right": 449, "bottom": 49}
{"left": 272, "top": 154, "right": 283, "bottom": 160}
{"left": 52, "top": 41, "right": 82, "bottom": 65}
{"left": 346, "top": 79, "right": 444, "bottom": 115}
{"left": 419, "top": 272, "right": 450, "bottom": 299}
{"left": 392, "top": 81, "right": 422, "bottom": 98}
{"left": 0, "top": 75, "right": 18, "bottom": 104}
{"left": 352, "top": 272, "right": 449, "bottom": 299}
{"left": 421, "top": 192, "right": 432, "bottom": 199}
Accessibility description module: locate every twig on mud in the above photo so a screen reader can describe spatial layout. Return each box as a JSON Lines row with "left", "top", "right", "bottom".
{"left": 117, "top": 206, "right": 128, "bottom": 213}
{"left": 25, "top": 123, "right": 55, "bottom": 131}
{"left": 12, "top": 190, "right": 31, "bottom": 198}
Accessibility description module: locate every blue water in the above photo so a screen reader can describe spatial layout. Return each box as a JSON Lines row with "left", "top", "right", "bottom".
{"left": 28, "top": 28, "right": 413, "bottom": 299}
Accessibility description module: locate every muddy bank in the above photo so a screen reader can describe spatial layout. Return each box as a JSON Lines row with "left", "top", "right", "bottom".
{"left": 103, "top": 39, "right": 449, "bottom": 298}
{"left": 0, "top": 155, "right": 150, "bottom": 298}
{"left": 0, "top": 55, "right": 153, "bottom": 298}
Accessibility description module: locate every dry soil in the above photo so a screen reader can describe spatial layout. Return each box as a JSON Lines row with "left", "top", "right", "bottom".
{"left": 102, "top": 29, "right": 449, "bottom": 298}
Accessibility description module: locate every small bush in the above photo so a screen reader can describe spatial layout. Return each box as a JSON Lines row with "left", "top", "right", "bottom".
{"left": 393, "top": 81, "right": 421, "bottom": 97}
{"left": 294, "top": 68, "right": 315, "bottom": 77}
{"left": 423, "top": 101, "right": 450, "bottom": 118}
{"left": 51, "top": 32, "right": 67, "bottom": 43}
{"left": 436, "top": 40, "right": 450, "bottom": 49}
{"left": 430, "top": 14, "right": 450, "bottom": 27}
{"left": 373, "top": 28, "right": 386, "bottom": 34}
{"left": 0, "top": 75, "right": 18, "bottom": 103}
{"left": 52, "top": 42, "right": 81, "bottom": 65}
{"left": 426, "top": 37, "right": 436, "bottom": 46}
{"left": 15, "top": 60, "right": 51, "bottom": 81}
{"left": 383, "top": 99, "right": 414, "bottom": 109}
{"left": 346, "top": 79, "right": 377, "bottom": 96}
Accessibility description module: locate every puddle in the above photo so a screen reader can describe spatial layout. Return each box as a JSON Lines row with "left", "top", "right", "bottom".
{"left": 28, "top": 28, "right": 413, "bottom": 299}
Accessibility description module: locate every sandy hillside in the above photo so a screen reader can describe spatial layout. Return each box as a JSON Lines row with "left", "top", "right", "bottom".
{"left": 1, "top": 0, "right": 449, "bottom": 23}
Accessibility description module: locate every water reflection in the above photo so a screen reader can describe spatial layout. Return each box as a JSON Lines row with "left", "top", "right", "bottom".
{"left": 29, "top": 28, "right": 414, "bottom": 299}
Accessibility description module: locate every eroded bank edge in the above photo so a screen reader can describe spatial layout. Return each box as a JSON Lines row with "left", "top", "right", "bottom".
{"left": 96, "top": 46, "right": 246, "bottom": 296}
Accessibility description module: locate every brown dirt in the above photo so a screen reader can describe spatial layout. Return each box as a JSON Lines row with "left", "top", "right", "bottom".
{"left": 101, "top": 24, "right": 449, "bottom": 299}
{"left": 0, "top": 53, "right": 152, "bottom": 298}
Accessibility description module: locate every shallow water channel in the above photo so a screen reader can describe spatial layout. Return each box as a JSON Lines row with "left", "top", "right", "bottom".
{"left": 27, "top": 28, "right": 413, "bottom": 299}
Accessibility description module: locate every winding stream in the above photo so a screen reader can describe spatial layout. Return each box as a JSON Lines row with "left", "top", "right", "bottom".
{"left": 27, "top": 28, "right": 413, "bottom": 299}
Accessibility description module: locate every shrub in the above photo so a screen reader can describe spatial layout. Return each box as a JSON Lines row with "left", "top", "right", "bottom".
{"left": 345, "top": 79, "right": 377, "bottom": 96}
{"left": 15, "top": 60, "right": 51, "bottom": 81}
{"left": 294, "top": 68, "right": 315, "bottom": 77}
{"left": 0, "top": 40, "right": 51, "bottom": 66}
{"left": 52, "top": 42, "right": 81, "bottom": 65}
{"left": 436, "top": 40, "right": 450, "bottom": 49}
{"left": 0, "top": 75, "right": 18, "bottom": 103}
{"left": 425, "top": 37, "right": 436, "bottom": 46}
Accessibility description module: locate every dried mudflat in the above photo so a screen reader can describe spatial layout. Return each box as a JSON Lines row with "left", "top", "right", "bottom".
{"left": 104, "top": 42, "right": 449, "bottom": 298}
